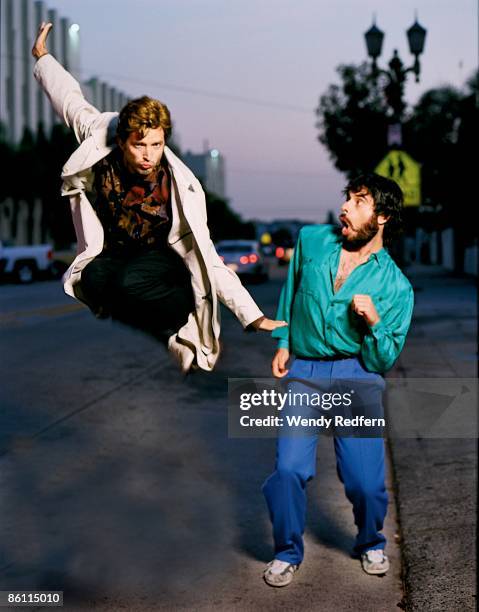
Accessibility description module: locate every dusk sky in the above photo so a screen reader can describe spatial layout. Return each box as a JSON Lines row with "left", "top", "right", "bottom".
{"left": 45, "top": 0, "right": 477, "bottom": 223}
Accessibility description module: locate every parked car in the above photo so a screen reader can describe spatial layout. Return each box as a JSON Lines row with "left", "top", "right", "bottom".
{"left": 275, "top": 245, "right": 294, "bottom": 266}
{"left": 0, "top": 240, "right": 54, "bottom": 284}
{"left": 215, "top": 240, "right": 269, "bottom": 283}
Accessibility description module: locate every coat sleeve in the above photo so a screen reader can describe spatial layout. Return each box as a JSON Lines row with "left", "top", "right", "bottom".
{"left": 208, "top": 239, "right": 265, "bottom": 329}
{"left": 33, "top": 54, "right": 114, "bottom": 144}
{"left": 188, "top": 178, "right": 264, "bottom": 329}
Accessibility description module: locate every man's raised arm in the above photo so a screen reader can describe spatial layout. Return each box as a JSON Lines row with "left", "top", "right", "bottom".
{"left": 32, "top": 22, "right": 109, "bottom": 143}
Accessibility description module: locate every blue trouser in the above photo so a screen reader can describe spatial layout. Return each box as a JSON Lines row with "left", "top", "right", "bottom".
{"left": 262, "top": 356, "right": 388, "bottom": 565}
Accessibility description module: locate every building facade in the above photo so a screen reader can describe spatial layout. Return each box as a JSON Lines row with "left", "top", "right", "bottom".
{"left": 0, "top": 0, "right": 129, "bottom": 144}
{"left": 0, "top": 0, "right": 131, "bottom": 248}
{"left": 182, "top": 148, "right": 226, "bottom": 199}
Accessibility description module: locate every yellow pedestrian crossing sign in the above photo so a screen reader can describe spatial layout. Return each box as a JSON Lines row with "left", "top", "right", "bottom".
{"left": 375, "top": 150, "right": 421, "bottom": 207}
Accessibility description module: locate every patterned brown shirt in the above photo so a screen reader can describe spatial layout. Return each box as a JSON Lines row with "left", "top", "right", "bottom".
{"left": 92, "top": 148, "right": 172, "bottom": 253}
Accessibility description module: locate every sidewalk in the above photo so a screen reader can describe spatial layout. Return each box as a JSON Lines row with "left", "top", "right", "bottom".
{"left": 388, "top": 264, "right": 477, "bottom": 611}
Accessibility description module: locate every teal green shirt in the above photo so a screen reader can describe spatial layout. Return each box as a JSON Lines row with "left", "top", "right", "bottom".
{"left": 271, "top": 224, "right": 414, "bottom": 373}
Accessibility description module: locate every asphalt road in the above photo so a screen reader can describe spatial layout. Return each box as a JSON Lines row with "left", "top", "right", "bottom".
{"left": 0, "top": 268, "right": 404, "bottom": 611}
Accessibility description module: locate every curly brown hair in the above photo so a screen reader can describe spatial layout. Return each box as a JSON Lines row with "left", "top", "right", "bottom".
{"left": 117, "top": 96, "right": 172, "bottom": 142}
{"left": 344, "top": 173, "right": 404, "bottom": 245}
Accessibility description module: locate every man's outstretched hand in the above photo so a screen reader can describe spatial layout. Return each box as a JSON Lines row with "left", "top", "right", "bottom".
{"left": 250, "top": 316, "right": 288, "bottom": 332}
{"left": 32, "top": 21, "right": 52, "bottom": 60}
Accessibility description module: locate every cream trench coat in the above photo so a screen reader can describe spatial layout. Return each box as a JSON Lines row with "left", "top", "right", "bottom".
{"left": 34, "top": 54, "right": 264, "bottom": 373}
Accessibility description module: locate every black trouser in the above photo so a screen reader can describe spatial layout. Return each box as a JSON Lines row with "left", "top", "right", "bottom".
{"left": 80, "top": 247, "right": 195, "bottom": 344}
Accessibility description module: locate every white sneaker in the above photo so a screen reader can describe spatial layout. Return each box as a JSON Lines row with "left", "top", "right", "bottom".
{"left": 263, "top": 559, "right": 299, "bottom": 587}
{"left": 361, "top": 549, "right": 390, "bottom": 575}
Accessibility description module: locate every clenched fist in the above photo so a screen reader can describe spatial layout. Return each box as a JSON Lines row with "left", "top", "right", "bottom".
{"left": 351, "top": 294, "right": 380, "bottom": 327}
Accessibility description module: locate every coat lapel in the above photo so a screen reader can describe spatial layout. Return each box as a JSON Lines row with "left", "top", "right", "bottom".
{"left": 61, "top": 121, "right": 117, "bottom": 178}
{"left": 62, "top": 136, "right": 113, "bottom": 179}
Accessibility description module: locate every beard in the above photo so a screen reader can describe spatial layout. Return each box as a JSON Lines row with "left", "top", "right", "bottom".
{"left": 341, "top": 214, "right": 380, "bottom": 251}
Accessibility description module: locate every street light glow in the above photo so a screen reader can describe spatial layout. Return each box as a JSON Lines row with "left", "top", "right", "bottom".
{"left": 69, "top": 23, "right": 80, "bottom": 34}
{"left": 210, "top": 149, "right": 219, "bottom": 159}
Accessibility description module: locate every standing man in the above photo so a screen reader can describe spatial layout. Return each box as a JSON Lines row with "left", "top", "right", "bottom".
{"left": 262, "top": 174, "right": 414, "bottom": 586}
{"left": 32, "top": 23, "right": 286, "bottom": 373}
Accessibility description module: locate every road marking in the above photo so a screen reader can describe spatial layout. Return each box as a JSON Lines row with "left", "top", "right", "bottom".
{"left": 0, "top": 303, "right": 86, "bottom": 326}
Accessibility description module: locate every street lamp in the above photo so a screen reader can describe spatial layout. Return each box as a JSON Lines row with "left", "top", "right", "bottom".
{"left": 364, "top": 22, "right": 384, "bottom": 76}
{"left": 407, "top": 20, "right": 427, "bottom": 80}
{"left": 364, "top": 17, "right": 427, "bottom": 254}
{"left": 364, "top": 16, "right": 427, "bottom": 123}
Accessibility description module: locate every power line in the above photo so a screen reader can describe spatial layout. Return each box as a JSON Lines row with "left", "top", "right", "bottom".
{"left": 0, "top": 52, "right": 324, "bottom": 180}
{"left": 228, "top": 166, "right": 329, "bottom": 179}
{"left": 81, "top": 67, "right": 313, "bottom": 114}
{"left": 0, "top": 52, "right": 313, "bottom": 114}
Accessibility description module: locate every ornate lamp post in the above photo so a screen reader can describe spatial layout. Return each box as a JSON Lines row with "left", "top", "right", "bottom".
{"left": 364, "top": 17, "right": 427, "bottom": 263}
{"left": 364, "top": 17, "right": 427, "bottom": 125}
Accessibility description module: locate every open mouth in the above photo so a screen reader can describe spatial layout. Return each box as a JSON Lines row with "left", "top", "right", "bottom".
{"left": 340, "top": 217, "right": 353, "bottom": 235}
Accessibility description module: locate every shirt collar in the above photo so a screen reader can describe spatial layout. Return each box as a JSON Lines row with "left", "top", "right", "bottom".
{"left": 371, "top": 248, "right": 387, "bottom": 267}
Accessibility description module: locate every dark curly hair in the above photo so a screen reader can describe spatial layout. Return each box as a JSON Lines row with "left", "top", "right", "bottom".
{"left": 343, "top": 173, "right": 404, "bottom": 245}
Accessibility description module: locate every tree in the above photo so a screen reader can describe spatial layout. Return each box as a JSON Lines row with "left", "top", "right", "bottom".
{"left": 317, "top": 64, "right": 479, "bottom": 271}
{"left": 35, "top": 122, "right": 51, "bottom": 243}
{"left": 17, "top": 128, "right": 37, "bottom": 243}
{"left": 316, "top": 62, "right": 390, "bottom": 177}
{"left": 41, "top": 124, "right": 77, "bottom": 248}
{"left": 271, "top": 228, "right": 293, "bottom": 248}
{"left": 401, "top": 78, "right": 478, "bottom": 269}
{"left": 204, "top": 189, "right": 256, "bottom": 242}
{"left": 0, "top": 123, "right": 13, "bottom": 204}
{"left": 452, "top": 71, "right": 478, "bottom": 249}
{"left": 402, "top": 85, "right": 463, "bottom": 220}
